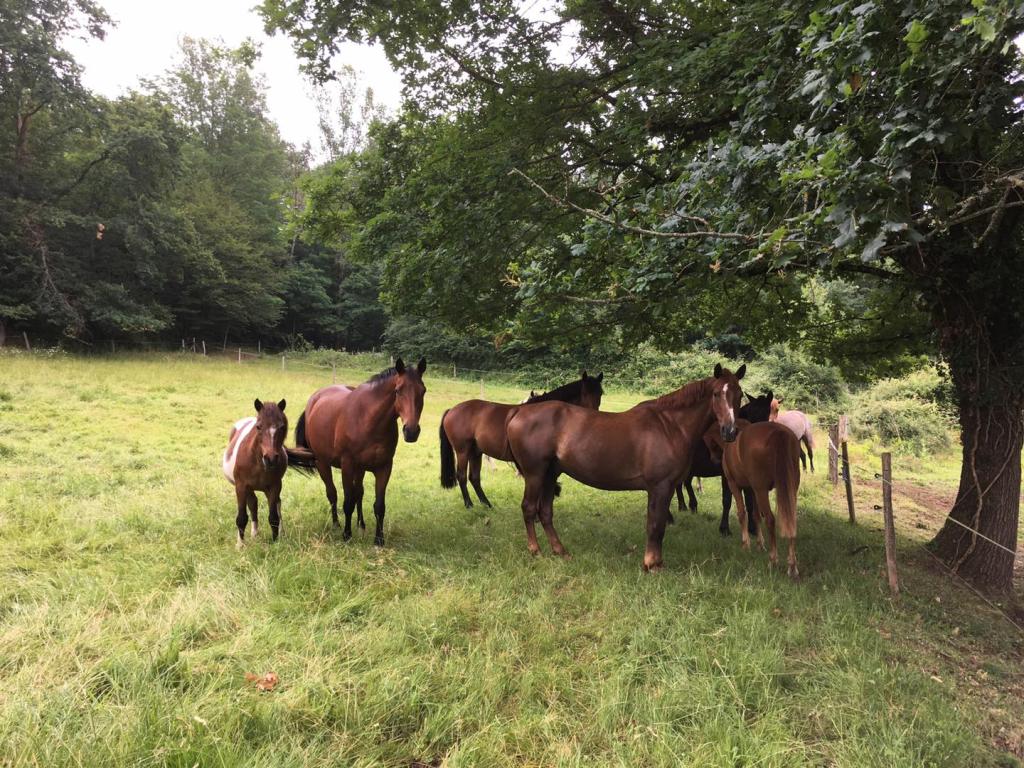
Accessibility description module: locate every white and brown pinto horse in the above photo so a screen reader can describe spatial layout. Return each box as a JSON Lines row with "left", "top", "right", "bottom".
{"left": 770, "top": 397, "right": 816, "bottom": 472}
{"left": 222, "top": 398, "right": 289, "bottom": 546}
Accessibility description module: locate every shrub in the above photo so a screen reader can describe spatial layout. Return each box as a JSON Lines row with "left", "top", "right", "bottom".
{"left": 753, "top": 344, "right": 849, "bottom": 418}
{"left": 851, "top": 370, "right": 955, "bottom": 456}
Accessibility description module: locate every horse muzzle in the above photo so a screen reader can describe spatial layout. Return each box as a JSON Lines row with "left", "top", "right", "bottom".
{"left": 403, "top": 424, "right": 421, "bottom": 443}
{"left": 721, "top": 425, "right": 738, "bottom": 443}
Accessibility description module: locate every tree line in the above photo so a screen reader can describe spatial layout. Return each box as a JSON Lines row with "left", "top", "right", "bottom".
{"left": 0, "top": 1, "right": 386, "bottom": 351}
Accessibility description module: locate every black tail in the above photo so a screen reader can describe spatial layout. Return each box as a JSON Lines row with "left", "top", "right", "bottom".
{"left": 287, "top": 411, "right": 316, "bottom": 475}
{"left": 285, "top": 447, "right": 317, "bottom": 475}
{"left": 439, "top": 409, "right": 457, "bottom": 489}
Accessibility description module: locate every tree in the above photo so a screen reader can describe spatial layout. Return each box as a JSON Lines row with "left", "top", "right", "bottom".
{"left": 264, "top": 0, "right": 1024, "bottom": 591}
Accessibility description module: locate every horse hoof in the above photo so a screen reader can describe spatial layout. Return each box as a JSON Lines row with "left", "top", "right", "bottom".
{"left": 719, "top": 527, "right": 731, "bottom": 537}
{"left": 788, "top": 566, "right": 800, "bottom": 581}
{"left": 643, "top": 563, "right": 663, "bottom": 573}
{"left": 558, "top": 551, "right": 572, "bottom": 560}
{"left": 689, "top": 505, "right": 698, "bottom": 514}
{"left": 374, "top": 538, "right": 385, "bottom": 547}
{"left": 236, "top": 536, "right": 245, "bottom": 549}
{"left": 342, "top": 530, "right": 352, "bottom": 542}
{"left": 527, "top": 546, "right": 541, "bottom": 557}
{"left": 358, "top": 520, "right": 366, "bottom": 530}
{"left": 464, "top": 501, "right": 474, "bottom": 509}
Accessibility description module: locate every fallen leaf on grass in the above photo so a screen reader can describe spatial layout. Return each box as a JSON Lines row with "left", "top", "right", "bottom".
{"left": 245, "top": 672, "right": 279, "bottom": 692}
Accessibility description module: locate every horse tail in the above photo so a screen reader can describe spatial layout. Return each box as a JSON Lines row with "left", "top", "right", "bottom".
{"left": 439, "top": 409, "right": 457, "bottom": 489}
{"left": 284, "top": 410, "right": 316, "bottom": 475}
{"left": 772, "top": 430, "right": 800, "bottom": 539}
{"left": 285, "top": 447, "right": 317, "bottom": 475}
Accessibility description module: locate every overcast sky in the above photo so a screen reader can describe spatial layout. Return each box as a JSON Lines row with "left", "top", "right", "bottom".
{"left": 66, "top": 0, "right": 403, "bottom": 153}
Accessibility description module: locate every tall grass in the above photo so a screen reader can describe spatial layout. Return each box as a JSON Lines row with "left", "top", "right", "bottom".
{"left": 0, "top": 353, "right": 1019, "bottom": 767}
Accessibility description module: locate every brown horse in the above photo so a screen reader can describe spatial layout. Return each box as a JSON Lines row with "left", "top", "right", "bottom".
{"left": 675, "top": 391, "right": 775, "bottom": 536}
{"left": 506, "top": 364, "right": 745, "bottom": 571}
{"left": 705, "top": 420, "right": 802, "bottom": 579}
{"left": 222, "top": 398, "right": 289, "bottom": 546}
{"left": 294, "top": 357, "right": 427, "bottom": 545}
{"left": 439, "top": 372, "right": 603, "bottom": 508}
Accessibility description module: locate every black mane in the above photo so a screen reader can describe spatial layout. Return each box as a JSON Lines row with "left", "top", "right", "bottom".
{"left": 527, "top": 379, "right": 584, "bottom": 404}
{"left": 369, "top": 367, "right": 399, "bottom": 384}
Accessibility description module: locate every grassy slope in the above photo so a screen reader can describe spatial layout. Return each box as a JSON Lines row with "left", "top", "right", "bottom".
{"left": 0, "top": 353, "right": 1021, "bottom": 768}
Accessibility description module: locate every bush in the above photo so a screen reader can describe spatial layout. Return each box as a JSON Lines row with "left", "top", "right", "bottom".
{"left": 851, "top": 370, "right": 955, "bottom": 456}
{"left": 752, "top": 344, "right": 848, "bottom": 418}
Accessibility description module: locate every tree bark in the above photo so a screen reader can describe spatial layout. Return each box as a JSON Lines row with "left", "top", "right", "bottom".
{"left": 931, "top": 397, "right": 1021, "bottom": 590}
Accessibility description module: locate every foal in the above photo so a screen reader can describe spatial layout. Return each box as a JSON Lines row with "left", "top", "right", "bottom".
{"left": 222, "top": 399, "right": 288, "bottom": 546}
{"left": 706, "top": 420, "right": 802, "bottom": 579}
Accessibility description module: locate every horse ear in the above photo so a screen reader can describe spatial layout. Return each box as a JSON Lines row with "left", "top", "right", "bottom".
{"left": 278, "top": 399, "right": 286, "bottom": 411}
{"left": 765, "top": 390, "right": 773, "bottom": 402}
{"left": 736, "top": 364, "right": 746, "bottom": 380}
{"left": 417, "top": 357, "right": 427, "bottom": 374}
{"left": 596, "top": 372, "right": 603, "bottom": 383}
{"left": 254, "top": 398, "right": 263, "bottom": 412}
{"left": 395, "top": 357, "right": 406, "bottom": 374}
{"left": 581, "top": 370, "right": 588, "bottom": 379}
{"left": 714, "top": 363, "right": 723, "bottom": 378}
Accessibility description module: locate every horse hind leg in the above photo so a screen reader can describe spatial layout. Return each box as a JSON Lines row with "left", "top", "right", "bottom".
{"left": 685, "top": 477, "right": 698, "bottom": 514}
{"left": 753, "top": 488, "right": 772, "bottom": 555}
{"left": 456, "top": 448, "right": 474, "bottom": 508}
{"left": 538, "top": 470, "right": 568, "bottom": 558}
{"left": 803, "top": 436, "right": 815, "bottom": 473}
{"left": 340, "top": 468, "right": 357, "bottom": 541}
{"left": 728, "top": 479, "right": 752, "bottom": 551}
{"left": 799, "top": 448, "right": 807, "bottom": 472}
{"left": 469, "top": 452, "right": 493, "bottom": 508}
{"left": 316, "top": 460, "right": 340, "bottom": 527}
{"left": 520, "top": 476, "right": 544, "bottom": 556}
{"left": 643, "top": 484, "right": 673, "bottom": 571}
{"left": 354, "top": 473, "right": 366, "bottom": 530}
{"left": 787, "top": 536, "right": 799, "bottom": 580}
{"left": 719, "top": 477, "right": 733, "bottom": 536}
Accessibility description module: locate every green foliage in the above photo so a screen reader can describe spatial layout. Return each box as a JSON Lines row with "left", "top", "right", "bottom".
{"left": 851, "top": 370, "right": 955, "bottom": 456}
{"left": 752, "top": 344, "right": 849, "bottom": 414}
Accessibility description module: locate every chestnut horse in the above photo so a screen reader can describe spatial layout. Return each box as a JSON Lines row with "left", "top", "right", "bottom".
{"left": 222, "top": 398, "right": 289, "bottom": 546}
{"left": 675, "top": 391, "right": 775, "bottom": 536}
{"left": 506, "top": 364, "right": 745, "bottom": 571}
{"left": 294, "top": 358, "right": 427, "bottom": 546}
{"left": 705, "top": 420, "right": 802, "bottom": 578}
{"left": 770, "top": 397, "right": 816, "bottom": 472}
{"left": 439, "top": 372, "right": 603, "bottom": 508}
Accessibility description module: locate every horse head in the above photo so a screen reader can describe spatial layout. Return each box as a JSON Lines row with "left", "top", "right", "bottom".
{"left": 711, "top": 363, "right": 746, "bottom": 442}
{"left": 254, "top": 398, "right": 288, "bottom": 468}
{"left": 578, "top": 370, "right": 604, "bottom": 410}
{"left": 393, "top": 357, "right": 427, "bottom": 442}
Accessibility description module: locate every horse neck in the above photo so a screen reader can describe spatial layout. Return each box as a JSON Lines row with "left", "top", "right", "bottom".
{"left": 656, "top": 380, "right": 715, "bottom": 435}
{"left": 359, "top": 379, "right": 399, "bottom": 430}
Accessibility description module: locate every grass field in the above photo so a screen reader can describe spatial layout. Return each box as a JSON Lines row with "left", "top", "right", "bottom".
{"left": 1, "top": 352, "right": 1022, "bottom": 767}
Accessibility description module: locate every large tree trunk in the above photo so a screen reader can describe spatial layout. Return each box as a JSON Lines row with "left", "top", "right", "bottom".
{"left": 931, "top": 397, "right": 1022, "bottom": 591}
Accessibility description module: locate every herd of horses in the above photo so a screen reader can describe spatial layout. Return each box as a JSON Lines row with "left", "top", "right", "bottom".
{"left": 221, "top": 359, "right": 813, "bottom": 579}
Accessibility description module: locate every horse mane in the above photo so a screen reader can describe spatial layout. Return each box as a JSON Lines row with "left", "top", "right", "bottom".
{"left": 368, "top": 367, "right": 399, "bottom": 385}
{"left": 527, "top": 379, "right": 583, "bottom": 403}
{"left": 656, "top": 377, "right": 713, "bottom": 408}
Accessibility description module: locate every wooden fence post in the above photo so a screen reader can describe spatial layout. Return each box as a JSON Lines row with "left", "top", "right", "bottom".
{"left": 281, "top": 355, "right": 285, "bottom": 371}
{"left": 332, "top": 363, "right": 336, "bottom": 383}
{"left": 23, "top": 331, "right": 31, "bottom": 351}
{"left": 257, "top": 339, "right": 261, "bottom": 356}
{"left": 881, "top": 452, "right": 900, "bottom": 598}
{"left": 110, "top": 339, "right": 116, "bottom": 353}
{"left": 201, "top": 340, "right": 206, "bottom": 356}
{"left": 828, "top": 424, "right": 839, "bottom": 486}
{"left": 841, "top": 439, "right": 856, "bottom": 524}
{"left": 238, "top": 347, "right": 242, "bottom": 364}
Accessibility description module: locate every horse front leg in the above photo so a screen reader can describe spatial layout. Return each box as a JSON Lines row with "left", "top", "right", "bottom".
{"left": 268, "top": 482, "right": 282, "bottom": 541}
{"left": 685, "top": 477, "right": 699, "bottom": 513}
{"left": 719, "top": 477, "right": 732, "bottom": 536}
{"left": 340, "top": 464, "right": 357, "bottom": 541}
{"left": 372, "top": 462, "right": 392, "bottom": 547}
{"left": 235, "top": 485, "right": 249, "bottom": 548}
{"left": 456, "top": 448, "right": 473, "bottom": 508}
{"left": 354, "top": 470, "right": 366, "bottom": 530}
{"left": 246, "top": 490, "right": 259, "bottom": 538}
{"left": 643, "top": 484, "right": 673, "bottom": 571}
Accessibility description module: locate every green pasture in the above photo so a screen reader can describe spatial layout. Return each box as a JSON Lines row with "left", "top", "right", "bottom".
{"left": 0, "top": 353, "right": 1021, "bottom": 767}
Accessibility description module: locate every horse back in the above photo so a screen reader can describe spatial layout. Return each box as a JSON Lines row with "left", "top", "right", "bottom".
{"left": 445, "top": 399, "right": 519, "bottom": 459}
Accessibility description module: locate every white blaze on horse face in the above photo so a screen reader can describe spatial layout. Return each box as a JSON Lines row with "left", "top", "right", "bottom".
{"left": 723, "top": 384, "right": 736, "bottom": 426}
{"left": 222, "top": 417, "right": 256, "bottom": 484}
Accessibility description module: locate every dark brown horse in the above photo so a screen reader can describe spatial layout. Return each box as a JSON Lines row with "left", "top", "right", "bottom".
{"left": 222, "top": 398, "right": 289, "bottom": 545}
{"left": 294, "top": 358, "right": 427, "bottom": 545}
{"left": 506, "top": 364, "right": 745, "bottom": 571}
{"left": 675, "top": 391, "right": 774, "bottom": 536}
{"left": 705, "top": 420, "right": 802, "bottom": 579}
{"left": 439, "top": 372, "right": 603, "bottom": 508}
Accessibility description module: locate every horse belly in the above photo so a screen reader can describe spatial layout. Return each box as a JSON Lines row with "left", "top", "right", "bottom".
{"left": 555, "top": 428, "right": 647, "bottom": 491}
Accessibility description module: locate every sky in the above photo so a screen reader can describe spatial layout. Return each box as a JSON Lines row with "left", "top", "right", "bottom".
{"left": 66, "top": 0, "right": 403, "bottom": 153}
